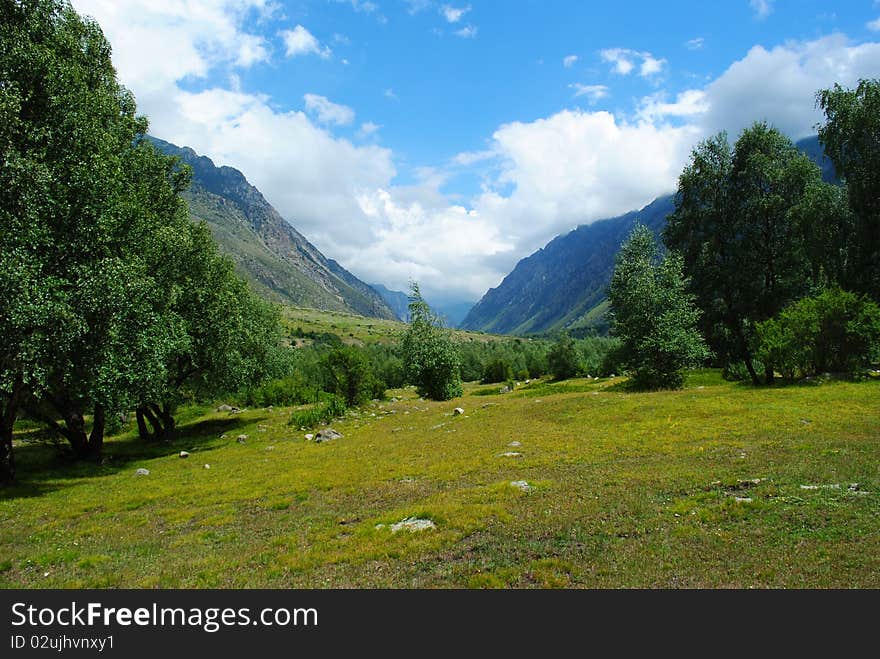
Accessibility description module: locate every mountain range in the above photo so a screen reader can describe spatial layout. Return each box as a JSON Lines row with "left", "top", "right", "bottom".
{"left": 148, "top": 136, "right": 396, "bottom": 321}
{"left": 460, "top": 136, "right": 835, "bottom": 336}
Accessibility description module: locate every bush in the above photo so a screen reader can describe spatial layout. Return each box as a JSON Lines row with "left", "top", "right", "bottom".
{"left": 548, "top": 333, "right": 580, "bottom": 380}
{"left": 481, "top": 359, "right": 513, "bottom": 384}
{"left": 242, "top": 375, "right": 319, "bottom": 407}
{"left": 322, "top": 346, "right": 385, "bottom": 407}
{"left": 755, "top": 288, "right": 880, "bottom": 380}
{"left": 287, "top": 394, "right": 347, "bottom": 429}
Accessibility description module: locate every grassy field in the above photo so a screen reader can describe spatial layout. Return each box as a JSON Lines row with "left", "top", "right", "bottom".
{"left": 2, "top": 371, "right": 879, "bottom": 588}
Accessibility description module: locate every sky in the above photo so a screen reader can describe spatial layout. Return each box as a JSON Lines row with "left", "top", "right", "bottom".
{"left": 70, "top": 0, "right": 880, "bottom": 306}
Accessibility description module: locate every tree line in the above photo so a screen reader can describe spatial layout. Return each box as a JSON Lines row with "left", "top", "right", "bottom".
{"left": 609, "top": 81, "right": 880, "bottom": 389}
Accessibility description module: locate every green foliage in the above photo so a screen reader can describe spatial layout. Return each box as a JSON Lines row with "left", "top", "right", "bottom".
{"left": 401, "top": 283, "right": 463, "bottom": 401}
{"left": 287, "top": 394, "right": 347, "bottom": 430}
{"left": 548, "top": 333, "right": 581, "bottom": 381}
{"left": 817, "top": 79, "right": 880, "bottom": 299}
{"left": 610, "top": 225, "right": 709, "bottom": 390}
{"left": 242, "top": 374, "right": 319, "bottom": 408}
{"left": 755, "top": 288, "right": 880, "bottom": 380}
{"left": 664, "top": 124, "right": 826, "bottom": 383}
{"left": 481, "top": 359, "right": 514, "bottom": 384}
{"left": 322, "top": 346, "right": 385, "bottom": 407}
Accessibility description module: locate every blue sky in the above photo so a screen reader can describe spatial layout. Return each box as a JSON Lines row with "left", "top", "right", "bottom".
{"left": 72, "top": 1, "right": 880, "bottom": 304}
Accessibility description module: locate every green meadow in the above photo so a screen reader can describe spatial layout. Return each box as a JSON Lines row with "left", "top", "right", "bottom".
{"left": 3, "top": 371, "right": 878, "bottom": 588}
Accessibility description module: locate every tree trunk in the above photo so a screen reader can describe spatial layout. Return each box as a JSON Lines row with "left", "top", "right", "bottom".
{"left": 88, "top": 404, "right": 105, "bottom": 459}
{"left": 764, "top": 363, "right": 775, "bottom": 386}
{"left": 0, "top": 376, "right": 23, "bottom": 486}
{"left": 158, "top": 403, "right": 176, "bottom": 439}
{"left": 62, "top": 410, "right": 90, "bottom": 458}
{"left": 135, "top": 406, "right": 151, "bottom": 440}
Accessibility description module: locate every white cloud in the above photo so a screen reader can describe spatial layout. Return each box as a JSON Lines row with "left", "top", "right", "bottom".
{"left": 750, "top": 0, "right": 774, "bottom": 20}
{"left": 600, "top": 48, "right": 666, "bottom": 77}
{"left": 868, "top": 17, "right": 880, "bottom": 31}
{"left": 440, "top": 4, "right": 470, "bottom": 23}
{"left": 281, "top": 25, "right": 331, "bottom": 59}
{"left": 303, "top": 94, "right": 355, "bottom": 126}
{"left": 563, "top": 54, "right": 579, "bottom": 68}
{"left": 452, "top": 150, "right": 495, "bottom": 166}
{"left": 455, "top": 24, "right": 478, "bottom": 38}
{"left": 358, "top": 121, "right": 382, "bottom": 138}
{"left": 637, "top": 89, "right": 708, "bottom": 123}
{"left": 569, "top": 83, "right": 609, "bottom": 103}
{"left": 384, "top": 88, "right": 398, "bottom": 100}
{"left": 685, "top": 37, "right": 704, "bottom": 50}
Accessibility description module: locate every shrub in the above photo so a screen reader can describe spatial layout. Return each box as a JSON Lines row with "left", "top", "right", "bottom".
{"left": 287, "top": 394, "right": 347, "bottom": 429}
{"left": 547, "top": 333, "right": 581, "bottom": 380}
{"left": 402, "top": 284, "right": 463, "bottom": 400}
{"left": 481, "top": 359, "right": 513, "bottom": 384}
{"left": 322, "top": 346, "right": 385, "bottom": 407}
{"left": 755, "top": 288, "right": 880, "bottom": 380}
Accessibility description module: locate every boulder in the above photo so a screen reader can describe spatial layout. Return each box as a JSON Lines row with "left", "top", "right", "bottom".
{"left": 236, "top": 434, "right": 248, "bottom": 443}
{"left": 453, "top": 407, "right": 464, "bottom": 416}
{"left": 390, "top": 517, "right": 436, "bottom": 533}
{"left": 216, "top": 404, "right": 233, "bottom": 412}
{"left": 315, "top": 428, "right": 343, "bottom": 443}
{"left": 510, "top": 480, "right": 532, "bottom": 492}
{"left": 135, "top": 468, "right": 150, "bottom": 476}
{"left": 179, "top": 451, "right": 190, "bottom": 459}
{"left": 304, "top": 433, "right": 315, "bottom": 441}
{"left": 203, "top": 464, "right": 211, "bottom": 470}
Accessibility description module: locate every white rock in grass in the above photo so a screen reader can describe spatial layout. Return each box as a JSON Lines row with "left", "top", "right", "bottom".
{"left": 510, "top": 480, "right": 532, "bottom": 492}
{"left": 508, "top": 441, "right": 522, "bottom": 447}
{"left": 390, "top": 517, "right": 436, "bottom": 533}
{"left": 453, "top": 407, "right": 464, "bottom": 416}
{"left": 135, "top": 468, "right": 150, "bottom": 476}
{"left": 315, "top": 428, "right": 343, "bottom": 443}
{"left": 236, "top": 435, "right": 248, "bottom": 443}
{"left": 203, "top": 464, "right": 211, "bottom": 470}
{"left": 498, "top": 452, "right": 523, "bottom": 458}
{"left": 304, "top": 433, "right": 314, "bottom": 441}
{"left": 179, "top": 451, "right": 190, "bottom": 458}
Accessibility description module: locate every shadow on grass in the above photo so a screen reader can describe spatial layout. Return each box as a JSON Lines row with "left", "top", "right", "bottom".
{"left": 2, "top": 413, "right": 267, "bottom": 501}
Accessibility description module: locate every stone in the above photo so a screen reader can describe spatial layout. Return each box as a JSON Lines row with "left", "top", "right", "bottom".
{"left": 800, "top": 484, "right": 840, "bottom": 490}
{"left": 510, "top": 480, "right": 532, "bottom": 492}
{"left": 236, "top": 434, "right": 248, "bottom": 443}
{"left": 498, "top": 451, "right": 523, "bottom": 458}
{"left": 849, "top": 483, "right": 861, "bottom": 491}
{"left": 500, "top": 386, "right": 511, "bottom": 394}
{"left": 315, "top": 428, "right": 343, "bottom": 443}
{"left": 390, "top": 517, "right": 436, "bottom": 533}
{"left": 305, "top": 433, "right": 315, "bottom": 441}
{"left": 135, "top": 468, "right": 150, "bottom": 476}
{"left": 508, "top": 441, "right": 522, "bottom": 447}
{"left": 216, "top": 404, "right": 233, "bottom": 412}
{"left": 179, "top": 451, "right": 189, "bottom": 458}
{"left": 453, "top": 407, "right": 464, "bottom": 416}
{"left": 734, "top": 497, "right": 752, "bottom": 503}
{"left": 203, "top": 464, "right": 211, "bottom": 470}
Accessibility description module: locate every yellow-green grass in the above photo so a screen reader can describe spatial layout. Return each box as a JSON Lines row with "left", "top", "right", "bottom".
{"left": 2, "top": 373, "right": 879, "bottom": 588}
{"left": 282, "top": 305, "right": 508, "bottom": 346}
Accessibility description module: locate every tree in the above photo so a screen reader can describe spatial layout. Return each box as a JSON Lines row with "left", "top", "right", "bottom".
{"left": 817, "top": 79, "right": 880, "bottom": 298}
{"left": 610, "top": 225, "right": 709, "bottom": 390}
{"left": 547, "top": 333, "right": 580, "bottom": 380}
{"left": 322, "top": 345, "right": 384, "bottom": 407}
{"left": 664, "top": 123, "right": 824, "bottom": 384}
{"left": 401, "top": 283, "right": 462, "bottom": 401}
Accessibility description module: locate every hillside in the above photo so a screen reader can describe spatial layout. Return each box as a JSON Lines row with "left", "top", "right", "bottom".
{"left": 460, "top": 136, "right": 837, "bottom": 336}
{"left": 148, "top": 137, "right": 396, "bottom": 320}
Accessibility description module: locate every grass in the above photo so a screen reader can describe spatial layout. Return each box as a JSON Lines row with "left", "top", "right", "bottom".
{"left": 2, "top": 371, "right": 879, "bottom": 588}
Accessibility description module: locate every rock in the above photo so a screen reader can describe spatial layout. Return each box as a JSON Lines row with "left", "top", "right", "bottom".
{"left": 510, "top": 480, "right": 532, "bottom": 492}
{"left": 236, "top": 435, "right": 248, "bottom": 443}
{"left": 265, "top": 445, "right": 275, "bottom": 451}
{"left": 304, "top": 433, "right": 315, "bottom": 441}
{"left": 500, "top": 386, "right": 511, "bottom": 394}
{"left": 179, "top": 451, "right": 190, "bottom": 458}
{"left": 734, "top": 497, "right": 752, "bottom": 503}
{"left": 849, "top": 483, "right": 861, "bottom": 491}
{"left": 203, "top": 464, "right": 211, "bottom": 470}
{"left": 508, "top": 441, "right": 522, "bottom": 447}
{"left": 431, "top": 423, "right": 445, "bottom": 431}
{"left": 135, "top": 468, "right": 150, "bottom": 476}
{"left": 315, "top": 428, "right": 343, "bottom": 443}
{"left": 220, "top": 433, "right": 228, "bottom": 439}
{"left": 609, "top": 373, "right": 616, "bottom": 378}
{"left": 453, "top": 407, "right": 464, "bottom": 416}
{"left": 800, "top": 483, "right": 840, "bottom": 490}
{"left": 800, "top": 419, "right": 811, "bottom": 424}
{"left": 498, "top": 451, "right": 523, "bottom": 458}
{"left": 216, "top": 404, "right": 233, "bottom": 412}
{"left": 390, "top": 517, "right": 436, "bottom": 533}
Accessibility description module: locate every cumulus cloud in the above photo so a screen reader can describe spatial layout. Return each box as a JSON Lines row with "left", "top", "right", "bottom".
{"left": 563, "top": 54, "right": 579, "bottom": 67}
{"left": 569, "top": 83, "right": 609, "bottom": 103}
{"left": 868, "top": 17, "right": 880, "bottom": 31}
{"left": 67, "top": 0, "right": 880, "bottom": 301}
{"left": 440, "top": 4, "right": 470, "bottom": 23}
{"left": 357, "top": 122, "right": 382, "bottom": 138}
{"left": 455, "top": 24, "right": 478, "bottom": 38}
{"left": 600, "top": 48, "right": 666, "bottom": 77}
{"left": 281, "top": 25, "right": 331, "bottom": 58}
{"left": 303, "top": 94, "right": 356, "bottom": 126}
{"left": 750, "top": 0, "right": 774, "bottom": 20}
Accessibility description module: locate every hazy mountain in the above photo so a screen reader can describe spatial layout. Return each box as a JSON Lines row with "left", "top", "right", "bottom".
{"left": 148, "top": 136, "right": 396, "bottom": 320}
{"left": 460, "top": 136, "right": 836, "bottom": 336}
{"left": 371, "top": 284, "right": 411, "bottom": 322}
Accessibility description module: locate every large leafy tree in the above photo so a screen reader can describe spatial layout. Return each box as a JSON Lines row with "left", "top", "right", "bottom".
{"left": 817, "top": 79, "right": 880, "bottom": 299}
{"left": 401, "top": 283, "right": 463, "bottom": 401}
{"left": 664, "top": 123, "right": 826, "bottom": 384}
{"left": 609, "top": 225, "right": 709, "bottom": 390}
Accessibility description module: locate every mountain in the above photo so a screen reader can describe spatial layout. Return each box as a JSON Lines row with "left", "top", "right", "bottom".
{"left": 371, "top": 284, "right": 411, "bottom": 322}
{"left": 147, "top": 136, "right": 396, "bottom": 320}
{"left": 460, "top": 136, "right": 836, "bottom": 336}
{"left": 460, "top": 195, "right": 674, "bottom": 335}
